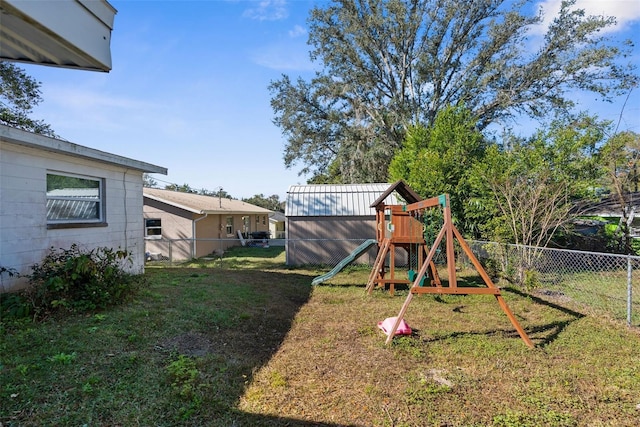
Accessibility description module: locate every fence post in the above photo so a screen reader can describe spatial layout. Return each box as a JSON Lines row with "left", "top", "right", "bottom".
{"left": 627, "top": 254, "right": 633, "bottom": 327}
{"left": 169, "top": 240, "right": 173, "bottom": 266}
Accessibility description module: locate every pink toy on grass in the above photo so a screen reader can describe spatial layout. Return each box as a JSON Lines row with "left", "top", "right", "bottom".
{"left": 377, "top": 317, "right": 412, "bottom": 336}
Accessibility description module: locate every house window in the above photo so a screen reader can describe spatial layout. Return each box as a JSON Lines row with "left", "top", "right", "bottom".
{"left": 46, "top": 172, "right": 104, "bottom": 225}
{"left": 226, "top": 216, "right": 234, "bottom": 235}
{"left": 262, "top": 215, "right": 266, "bottom": 225}
{"left": 145, "top": 219, "right": 162, "bottom": 239}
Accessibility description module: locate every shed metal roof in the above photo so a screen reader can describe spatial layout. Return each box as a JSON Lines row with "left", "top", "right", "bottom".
{"left": 285, "top": 183, "right": 401, "bottom": 217}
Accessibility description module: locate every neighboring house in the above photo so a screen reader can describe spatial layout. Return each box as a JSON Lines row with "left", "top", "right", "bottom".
{"left": 285, "top": 183, "right": 403, "bottom": 266}
{"left": 143, "top": 188, "right": 273, "bottom": 261}
{"left": 269, "top": 211, "right": 286, "bottom": 243}
{"left": 580, "top": 192, "right": 640, "bottom": 237}
{"left": 0, "top": 125, "right": 167, "bottom": 291}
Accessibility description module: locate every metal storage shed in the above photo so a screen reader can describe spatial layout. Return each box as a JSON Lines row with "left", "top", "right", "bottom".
{"left": 285, "top": 183, "right": 401, "bottom": 266}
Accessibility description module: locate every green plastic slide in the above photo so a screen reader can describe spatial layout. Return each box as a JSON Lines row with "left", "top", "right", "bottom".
{"left": 311, "top": 239, "right": 377, "bottom": 285}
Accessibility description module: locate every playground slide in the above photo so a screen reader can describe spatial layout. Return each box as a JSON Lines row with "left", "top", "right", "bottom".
{"left": 311, "top": 239, "right": 377, "bottom": 286}
{"left": 237, "top": 230, "right": 246, "bottom": 246}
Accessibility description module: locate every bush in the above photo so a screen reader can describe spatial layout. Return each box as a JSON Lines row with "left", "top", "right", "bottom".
{"left": 0, "top": 292, "right": 31, "bottom": 320}
{"left": 25, "top": 244, "right": 144, "bottom": 317}
{"left": 0, "top": 266, "right": 32, "bottom": 320}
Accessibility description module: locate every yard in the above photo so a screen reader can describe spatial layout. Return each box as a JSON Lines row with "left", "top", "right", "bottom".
{"left": 1, "top": 247, "right": 639, "bottom": 426}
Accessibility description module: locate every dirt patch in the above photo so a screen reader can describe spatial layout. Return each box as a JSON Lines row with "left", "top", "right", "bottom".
{"left": 158, "top": 331, "right": 214, "bottom": 357}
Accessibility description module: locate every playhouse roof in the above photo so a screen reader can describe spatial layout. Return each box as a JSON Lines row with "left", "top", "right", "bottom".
{"left": 285, "top": 183, "right": 401, "bottom": 217}
{"left": 370, "top": 180, "right": 423, "bottom": 208}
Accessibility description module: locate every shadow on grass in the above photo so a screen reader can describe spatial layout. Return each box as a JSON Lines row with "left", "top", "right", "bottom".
{"left": 222, "top": 412, "right": 361, "bottom": 426}
{"left": 148, "top": 268, "right": 360, "bottom": 426}
{"left": 504, "top": 286, "right": 585, "bottom": 348}
{"left": 392, "top": 286, "right": 586, "bottom": 349}
{"left": 0, "top": 266, "right": 360, "bottom": 426}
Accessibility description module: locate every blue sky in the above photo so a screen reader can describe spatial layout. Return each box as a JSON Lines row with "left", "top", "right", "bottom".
{"left": 22, "top": 0, "right": 640, "bottom": 200}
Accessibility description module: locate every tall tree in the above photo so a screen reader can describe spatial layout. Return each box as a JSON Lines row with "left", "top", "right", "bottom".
{"left": 388, "top": 105, "right": 488, "bottom": 236}
{"left": 242, "top": 194, "right": 285, "bottom": 212}
{"left": 143, "top": 174, "right": 159, "bottom": 188}
{"left": 270, "top": 0, "right": 636, "bottom": 183}
{"left": 164, "top": 183, "right": 197, "bottom": 193}
{"left": 0, "top": 61, "right": 56, "bottom": 136}
{"left": 471, "top": 114, "right": 607, "bottom": 247}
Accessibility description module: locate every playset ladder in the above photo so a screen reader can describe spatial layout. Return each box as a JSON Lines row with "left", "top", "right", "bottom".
{"left": 366, "top": 238, "right": 391, "bottom": 293}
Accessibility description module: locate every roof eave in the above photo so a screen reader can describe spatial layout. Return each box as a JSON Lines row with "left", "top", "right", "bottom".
{"left": 202, "top": 209, "right": 273, "bottom": 215}
{"left": 1, "top": 124, "right": 167, "bottom": 174}
{"left": 0, "top": 0, "right": 116, "bottom": 72}
{"left": 143, "top": 194, "right": 202, "bottom": 214}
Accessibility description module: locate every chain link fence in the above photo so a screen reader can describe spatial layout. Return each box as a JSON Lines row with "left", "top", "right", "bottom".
{"left": 466, "top": 241, "right": 639, "bottom": 327}
{"left": 144, "top": 238, "right": 285, "bottom": 263}
{"left": 145, "top": 238, "right": 639, "bottom": 327}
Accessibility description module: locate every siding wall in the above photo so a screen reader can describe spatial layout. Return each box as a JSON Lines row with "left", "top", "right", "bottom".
{"left": 143, "top": 199, "right": 194, "bottom": 260}
{"left": 286, "top": 216, "right": 377, "bottom": 266}
{"left": 287, "top": 216, "right": 376, "bottom": 240}
{"left": 1, "top": 141, "right": 146, "bottom": 291}
{"left": 285, "top": 216, "right": 410, "bottom": 267}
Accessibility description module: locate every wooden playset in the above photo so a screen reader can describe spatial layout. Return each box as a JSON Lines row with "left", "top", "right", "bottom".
{"left": 367, "top": 182, "right": 534, "bottom": 348}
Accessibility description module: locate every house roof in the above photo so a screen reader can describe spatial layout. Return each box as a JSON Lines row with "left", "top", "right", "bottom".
{"left": 0, "top": 0, "right": 116, "bottom": 72}
{"left": 144, "top": 188, "right": 273, "bottom": 216}
{"left": 285, "top": 183, "right": 402, "bottom": 217}
{"left": 581, "top": 192, "right": 640, "bottom": 217}
{"left": 269, "top": 211, "right": 286, "bottom": 222}
{"left": 1, "top": 124, "right": 167, "bottom": 174}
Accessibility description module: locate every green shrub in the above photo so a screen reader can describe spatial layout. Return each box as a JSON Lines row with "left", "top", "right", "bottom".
{"left": 24, "top": 244, "right": 144, "bottom": 317}
{"left": 522, "top": 269, "right": 541, "bottom": 291}
{"left": 0, "top": 266, "right": 32, "bottom": 320}
{"left": 0, "top": 292, "right": 31, "bottom": 320}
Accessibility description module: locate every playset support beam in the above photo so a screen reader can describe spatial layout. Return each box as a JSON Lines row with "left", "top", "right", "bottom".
{"left": 372, "top": 193, "right": 534, "bottom": 348}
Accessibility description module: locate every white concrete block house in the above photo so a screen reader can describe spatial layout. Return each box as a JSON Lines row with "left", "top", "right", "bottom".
{"left": 0, "top": 0, "right": 169, "bottom": 291}
{"left": 0, "top": 125, "right": 167, "bottom": 291}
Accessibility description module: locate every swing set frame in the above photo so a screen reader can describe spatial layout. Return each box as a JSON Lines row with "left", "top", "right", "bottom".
{"left": 367, "top": 189, "right": 534, "bottom": 348}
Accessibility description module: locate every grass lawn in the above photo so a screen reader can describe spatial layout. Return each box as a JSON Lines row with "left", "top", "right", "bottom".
{"left": 2, "top": 247, "right": 639, "bottom": 426}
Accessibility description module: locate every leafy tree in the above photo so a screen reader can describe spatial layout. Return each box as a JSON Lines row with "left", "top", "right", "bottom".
{"left": 143, "top": 174, "right": 159, "bottom": 188}
{"left": 164, "top": 183, "right": 197, "bottom": 193}
{"left": 242, "top": 194, "right": 285, "bottom": 212}
{"left": 196, "top": 187, "right": 233, "bottom": 198}
{"left": 471, "top": 114, "right": 607, "bottom": 247}
{"left": 0, "top": 61, "right": 56, "bottom": 136}
{"left": 468, "top": 115, "right": 607, "bottom": 283}
{"left": 161, "top": 183, "right": 235, "bottom": 199}
{"left": 270, "top": 0, "right": 636, "bottom": 183}
{"left": 388, "top": 105, "right": 488, "bottom": 236}
{"left": 598, "top": 131, "right": 640, "bottom": 252}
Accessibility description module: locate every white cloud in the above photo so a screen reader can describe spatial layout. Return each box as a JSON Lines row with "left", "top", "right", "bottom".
{"left": 288, "top": 24, "right": 307, "bottom": 38}
{"left": 535, "top": 0, "right": 640, "bottom": 34}
{"left": 243, "top": 0, "right": 289, "bottom": 21}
